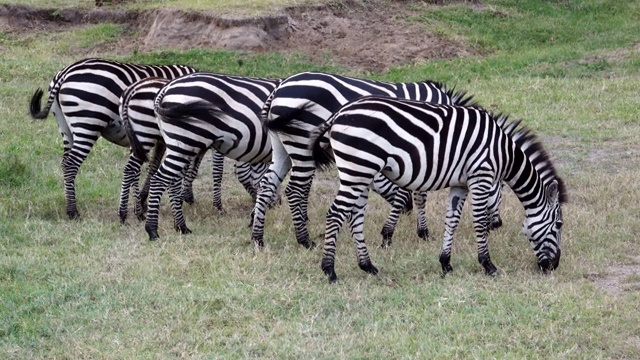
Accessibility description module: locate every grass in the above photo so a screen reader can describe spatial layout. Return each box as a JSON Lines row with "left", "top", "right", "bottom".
{"left": 1, "top": 0, "right": 640, "bottom": 358}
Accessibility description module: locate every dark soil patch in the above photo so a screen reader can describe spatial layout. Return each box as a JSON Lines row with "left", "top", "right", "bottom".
{"left": 0, "top": 1, "right": 481, "bottom": 71}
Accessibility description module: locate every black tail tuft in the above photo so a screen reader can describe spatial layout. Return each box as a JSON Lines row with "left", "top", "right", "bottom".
{"left": 156, "top": 100, "right": 225, "bottom": 124}
{"left": 263, "top": 101, "right": 316, "bottom": 134}
{"left": 30, "top": 88, "right": 48, "bottom": 119}
{"left": 308, "top": 122, "right": 335, "bottom": 171}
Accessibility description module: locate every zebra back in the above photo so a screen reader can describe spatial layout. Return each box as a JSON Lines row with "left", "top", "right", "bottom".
{"left": 30, "top": 58, "right": 197, "bottom": 120}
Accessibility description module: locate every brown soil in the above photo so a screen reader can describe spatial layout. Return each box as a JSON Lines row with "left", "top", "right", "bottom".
{"left": 0, "top": 0, "right": 481, "bottom": 71}
{"left": 584, "top": 257, "right": 640, "bottom": 295}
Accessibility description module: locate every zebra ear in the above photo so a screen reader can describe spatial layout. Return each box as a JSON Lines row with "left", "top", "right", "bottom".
{"left": 546, "top": 180, "right": 559, "bottom": 204}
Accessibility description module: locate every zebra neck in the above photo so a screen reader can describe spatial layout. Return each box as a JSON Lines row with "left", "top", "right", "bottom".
{"left": 504, "top": 148, "right": 546, "bottom": 212}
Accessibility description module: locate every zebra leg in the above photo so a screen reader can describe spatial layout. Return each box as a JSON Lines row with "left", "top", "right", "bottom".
{"left": 250, "top": 132, "right": 292, "bottom": 249}
{"left": 468, "top": 179, "right": 497, "bottom": 275}
{"left": 61, "top": 140, "right": 99, "bottom": 220}
{"left": 321, "top": 183, "right": 370, "bottom": 283}
{"left": 211, "top": 149, "right": 225, "bottom": 212}
{"left": 145, "top": 162, "right": 187, "bottom": 241}
{"left": 118, "top": 154, "right": 144, "bottom": 224}
{"left": 378, "top": 186, "right": 413, "bottom": 247}
{"left": 439, "top": 187, "right": 468, "bottom": 274}
{"left": 414, "top": 191, "right": 429, "bottom": 240}
{"left": 138, "top": 141, "right": 166, "bottom": 218}
{"left": 235, "top": 161, "right": 257, "bottom": 203}
{"left": 347, "top": 188, "right": 378, "bottom": 276}
{"left": 169, "top": 176, "right": 191, "bottom": 235}
{"left": 285, "top": 165, "right": 316, "bottom": 249}
{"left": 371, "top": 175, "right": 413, "bottom": 214}
{"left": 182, "top": 150, "right": 205, "bottom": 205}
{"left": 487, "top": 181, "right": 504, "bottom": 231}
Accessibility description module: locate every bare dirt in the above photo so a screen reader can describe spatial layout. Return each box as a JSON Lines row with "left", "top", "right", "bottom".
{"left": 0, "top": 0, "right": 481, "bottom": 71}
{"left": 584, "top": 257, "right": 640, "bottom": 295}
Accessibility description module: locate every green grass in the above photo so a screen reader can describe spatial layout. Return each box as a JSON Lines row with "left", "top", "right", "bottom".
{"left": 1, "top": 0, "right": 640, "bottom": 358}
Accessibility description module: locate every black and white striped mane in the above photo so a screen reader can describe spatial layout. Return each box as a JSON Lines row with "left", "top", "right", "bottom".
{"left": 494, "top": 112, "right": 568, "bottom": 204}
{"left": 422, "top": 80, "right": 481, "bottom": 108}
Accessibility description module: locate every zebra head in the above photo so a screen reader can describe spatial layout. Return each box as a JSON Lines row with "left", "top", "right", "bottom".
{"left": 522, "top": 179, "right": 564, "bottom": 272}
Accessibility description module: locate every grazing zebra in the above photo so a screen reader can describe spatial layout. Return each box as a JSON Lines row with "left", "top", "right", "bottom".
{"left": 309, "top": 95, "right": 567, "bottom": 282}
{"left": 29, "top": 58, "right": 197, "bottom": 219}
{"left": 118, "top": 77, "right": 268, "bottom": 224}
{"left": 144, "top": 73, "right": 280, "bottom": 240}
{"left": 255, "top": 71, "right": 504, "bottom": 249}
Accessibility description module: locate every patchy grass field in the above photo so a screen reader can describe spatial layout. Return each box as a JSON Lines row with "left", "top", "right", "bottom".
{"left": 1, "top": 0, "right": 640, "bottom": 358}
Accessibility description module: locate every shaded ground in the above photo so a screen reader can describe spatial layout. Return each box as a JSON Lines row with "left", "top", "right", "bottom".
{"left": 0, "top": 0, "right": 479, "bottom": 71}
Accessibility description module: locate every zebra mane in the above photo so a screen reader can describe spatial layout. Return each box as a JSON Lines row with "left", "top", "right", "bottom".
{"left": 423, "top": 80, "right": 481, "bottom": 108}
{"left": 493, "top": 113, "right": 568, "bottom": 204}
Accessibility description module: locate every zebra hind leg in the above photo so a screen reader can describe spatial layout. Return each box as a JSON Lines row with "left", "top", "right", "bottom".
{"left": 349, "top": 188, "right": 378, "bottom": 276}
{"left": 118, "top": 155, "right": 144, "bottom": 224}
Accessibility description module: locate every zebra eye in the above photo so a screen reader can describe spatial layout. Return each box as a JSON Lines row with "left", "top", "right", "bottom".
{"left": 556, "top": 221, "right": 563, "bottom": 229}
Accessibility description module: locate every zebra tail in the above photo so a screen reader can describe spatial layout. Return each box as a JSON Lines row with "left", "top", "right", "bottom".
{"left": 308, "top": 117, "right": 335, "bottom": 172}
{"left": 262, "top": 98, "right": 315, "bottom": 134}
{"left": 29, "top": 88, "right": 53, "bottom": 119}
{"left": 120, "top": 95, "right": 149, "bottom": 163}
{"left": 155, "top": 100, "right": 225, "bottom": 124}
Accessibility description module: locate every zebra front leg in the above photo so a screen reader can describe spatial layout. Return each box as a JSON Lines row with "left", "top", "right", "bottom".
{"left": 169, "top": 176, "right": 191, "bottom": 235}
{"left": 118, "top": 155, "right": 144, "bottom": 224}
{"left": 468, "top": 180, "right": 497, "bottom": 275}
{"left": 414, "top": 191, "right": 429, "bottom": 239}
{"left": 348, "top": 188, "right": 378, "bottom": 275}
{"left": 378, "top": 189, "right": 407, "bottom": 248}
{"left": 235, "top": 161, "right": 257, "bottom": 204}
{"left": 371, "top": 174, "right": 413, "bottom": 214}
{"left": 211, "top": 150, "right": 225, "bottom": 212}
{"left": 439, "top": 187, "right": 468, "bottom": 274}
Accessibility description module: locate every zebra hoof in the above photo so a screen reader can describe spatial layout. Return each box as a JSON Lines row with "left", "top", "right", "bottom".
{"left": 417, "top": 228, "right": 429, "bottom": 240}
{"left": 183, "top": 195, "right": 195, "bottom": 205}
{"left": 299, "top": 240, "right": 316, "bottom": 250}
{"left": 489, "top": 217, "right": 503, "bottom": 231}
{"left": 135, "top": 212, "right": 146, "bottom": 221}
{"left": 359, "top": 261, "right": 379, "bottom": 275}
{"left": 440, "top": 253, "right": 453, "bottom": 274}
{"left": 481, "top": 259, "right": 498, "bottom": 276}
{"left": 175, "top": 225, "right": 192, "bottom": 235}
{"left": 67, "top": 210, "right": 80, "bottom": 220}
{"left": 147, "top": 231, "right": 159, "bottom": 241}
{"left": 119, "top": 213, "right": 127, "bottom": 225}
{"left": 441, "top": 263, "right": 454, "bottom": 275}
{"left": 321, "top": 261, "right": 338, "bottom": 283}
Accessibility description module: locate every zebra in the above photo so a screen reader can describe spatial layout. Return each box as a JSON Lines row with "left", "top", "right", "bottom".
{"left": 143, "top": 73, "right": 280, "bottom": 240}
{"left": 255, "top": 71, "right": 504, "bottom": 250}
{"left": 117, "top": 77, "right": 269, "bottom": 225}
{"left": 29, "top": 57, "right": 197, "bottom": 219}
{"left": 309, "top": 95, "right": 567, "bottom": 282}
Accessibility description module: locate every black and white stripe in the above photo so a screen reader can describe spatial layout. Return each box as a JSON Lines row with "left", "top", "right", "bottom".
{"left": 117, "top": 77, "right": 268, "bottom": 224}
{"left": 309, "top": 95, "right": 567, "bottom": 282}
{"left": 143, "top": 73, "right": 280, "bottom": 240}
{"left": 255, "top": 71, "right": 502, "bottom": 249}
{"left": 29, "top": 58, "right": 197, "bottom": 219}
